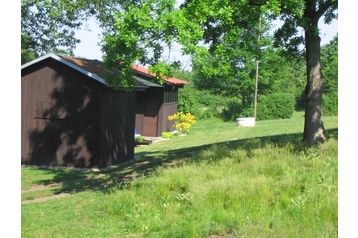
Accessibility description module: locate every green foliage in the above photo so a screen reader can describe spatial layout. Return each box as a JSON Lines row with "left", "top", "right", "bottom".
{"left": 257, "top": 93, "right": 295, "bottom": 121}
{"left": 178, "top": 86, "right": 225, "bottom": 120}
{"left": 221, "top": 99, "right": 241, "bottom": 122}
{"left": 321, "top": 34, "right": 338, "bottom": 93}
{"left": 295, "top": 90, "right": 305, "bottom": 111}
{"left": 21, "top": 0, "right": 122, "bottom": 64}
{"left": 271, "top": 1, "right": 337, "bottom": 60}
{"left": 148, "top": 61, "right": 182, "bottom": 85}
{"left": 321, "top": 34, "right": 338, "bottom": 116}
{"left": 101, "top": 0, "right": 204, "bottom": 88}
{"left": 21, "top": 32, "right": 37, "bottom": 64}
{"left": 171, "top": 68, "right": 195, "bottom": 85}
{"left": 322, "top": 92, "right": 338, "bottom": 116}
{"left": 221, "top": 98, "right": 253, "bottom": 122}
{"left": 258, "top": 46, "right": 306, "bottom": 96}
{"left": 196, "top": 91, "right": 227, "bottom": 120}
{"left": 21, "top": 0, "right": 86, "bottom": 62}
{"left": 135, "top": 136, "right": 145, "bottom": 143}
{"left": 23, "top": 0, "right": 337, "bottom": 144}
{"left": 161, "top": 132, "right": 173, "bottom": 139}
{"left": 269, "top": 1, "right": 337, "bottom": 144}
{"left": 178, "top": 85, "right": 201, "bottom": 116}
{"left": 192, "top": 44, "right": 307, "bottom": 118}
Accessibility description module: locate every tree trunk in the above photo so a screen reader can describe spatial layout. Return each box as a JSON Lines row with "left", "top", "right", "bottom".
{"left": 303, "top": 21, "right": 327, "bottom": 145}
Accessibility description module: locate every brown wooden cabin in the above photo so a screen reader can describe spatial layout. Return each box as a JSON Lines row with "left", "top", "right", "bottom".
{"left": 132, "top": 65, "right": 190, "bottom": 137}
{"left": 21, "top": 53, "right": 150, "bottom": 168}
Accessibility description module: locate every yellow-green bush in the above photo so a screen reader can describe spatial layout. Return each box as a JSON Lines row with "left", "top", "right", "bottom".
{"left": 168, "top": 112, "right": 196, "bottom": 134}
{"left": 161, "top": 132, "right": 173, "bottom": 139}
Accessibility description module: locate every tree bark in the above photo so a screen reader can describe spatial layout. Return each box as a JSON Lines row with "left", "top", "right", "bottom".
{"left": 303, "top": 15, "right": 327, "bottom": 145}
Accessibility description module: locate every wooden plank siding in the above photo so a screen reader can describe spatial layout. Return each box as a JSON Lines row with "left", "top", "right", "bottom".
{"left": 135, "top": 87, "right": 163, "bottom": 137}
{"left": 135, "top": 85, "right": 183, "bottom": 137}
{"left": 158, "top": 103, "right": 178, "bottom": 134}
{"left": 132, "top": 67, "right": 188, "bottom": 137}
{"left": 21, "top": 57, "right": 136, "bottom": 168}
{"left": 164, "top": 85, "right": 179, "bottom": 103}
{"left": 99, "top": 90, "right": 137, "bottom": 167}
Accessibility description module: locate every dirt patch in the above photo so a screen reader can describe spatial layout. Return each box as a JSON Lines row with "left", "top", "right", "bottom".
{"left": 22, "top": 193, "right": 71, "bottom": 204}
{"left": 21, "top": 175, "right": 106, "bottom": 194}
{"left": 21, "top": 156, "right": 188, "bottom": 205}
{"left": 21, "top": 173, "right": 140, "bottom": 204}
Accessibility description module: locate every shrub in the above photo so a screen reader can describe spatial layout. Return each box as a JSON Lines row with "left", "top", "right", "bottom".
{"left": 196, "top": 90, "right": 227, "bottom": 119}
{"left": 322, "top": 92, "right": 338, "bottom": 116}
{"left": 135, "top": 136, "right": 145, "bottom": 143}
{"left": 221, "top": 98, "right": 254, "bottom": 122}
{"left": 178, "top": 86, "right": 201, "bottom": 116}
{"left": 178, "top": 86, "right": 225, "bottom": 120}
{"left": 295, "top": 89, "right": 305, "bottom": 110}
{"left": 221, "top": 99, "right": 241, "bottom": 122}
{"left": 161, "top": 132, "right": 172, "bottom": 139}
{"left": 168, "top": 112, "right": 196, "bottom": 135}
{"left": 257, "top": 93, "right": 295, "bottom": 120}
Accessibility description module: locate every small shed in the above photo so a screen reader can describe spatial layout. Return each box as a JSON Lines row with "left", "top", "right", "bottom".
{"left": 21, "top": 53, "right": 149, "bottom": 168}
{"left": 132, "top": 65, "right": 190, "bottom": 137}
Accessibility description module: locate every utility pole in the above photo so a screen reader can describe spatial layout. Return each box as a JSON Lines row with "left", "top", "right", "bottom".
{"left": 254, "top": 60, "right": 259, "bottom": 121}
{"left": 253, "top": 16, "right": 261, "bottom": 124}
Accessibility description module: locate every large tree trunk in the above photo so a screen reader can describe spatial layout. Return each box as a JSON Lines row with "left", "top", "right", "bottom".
{"left": 303, "top": 19, "right": 326, "bottom": 145}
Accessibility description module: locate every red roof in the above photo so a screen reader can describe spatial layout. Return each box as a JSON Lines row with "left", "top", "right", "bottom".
{"left": 132, "top": 65, "right": 190, "bottom": 85}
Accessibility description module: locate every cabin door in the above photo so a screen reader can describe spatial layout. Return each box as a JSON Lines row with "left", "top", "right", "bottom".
{"left": 143, "top": 96, "right": 158, "bottom": 137}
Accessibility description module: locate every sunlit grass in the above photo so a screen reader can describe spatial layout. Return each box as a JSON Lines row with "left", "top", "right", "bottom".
{"left": 22, "top": 113, "right": 338, "bottom": 237}
{"left": 21, "top": 167, "right": 93, "bottom": 189}
{"left": 135, "top": 111, "right": 337, "bottom": 155}
{"left": 100, "top": 140, "right": 338, "bottom": 237}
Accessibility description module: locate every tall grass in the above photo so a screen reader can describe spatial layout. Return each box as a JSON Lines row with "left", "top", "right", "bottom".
{"left": 100, "top": 139, "right": 337, "bottom": 237}
{"left": 22, "top": 140, "right": 337, "bottom": 237}
{"left": 22, "top": 113, "right": 338, "bottom": 237}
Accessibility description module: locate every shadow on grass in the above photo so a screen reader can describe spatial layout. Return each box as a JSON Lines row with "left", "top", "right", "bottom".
{"left": 23, "top": 127, "right": 338, "bottom": 199}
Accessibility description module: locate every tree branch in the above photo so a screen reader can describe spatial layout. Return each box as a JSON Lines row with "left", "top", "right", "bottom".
{"left": 314, "top": 0, "right": 332, "bottom": 22}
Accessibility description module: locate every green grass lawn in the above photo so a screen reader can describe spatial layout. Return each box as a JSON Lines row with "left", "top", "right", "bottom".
{"left": 21, "top": 112, "right": 338, "bottom": 238}
{"left": 135, "top": 111, "right": 337, "bottom": 159}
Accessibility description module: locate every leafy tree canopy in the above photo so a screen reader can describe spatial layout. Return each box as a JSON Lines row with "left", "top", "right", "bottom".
{"left": 321, "top": 33, "right": 338, "bottom": 94}
{"left": 21, "top": 0, "right": 121, "bottom": 64}
{"left": 21, "top": 0, "right": 337, "bottom": 145}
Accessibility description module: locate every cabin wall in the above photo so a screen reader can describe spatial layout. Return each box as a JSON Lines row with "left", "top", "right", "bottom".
{"left": 158, "top": 102, "right": 178, "bottom": 134}
{"left": 135, "top": 87, "right": 164, "bottom": 137}
{"left": 135, "top": 84, "right": 184, "bottom": 137}
{"left": 21, "top": 59, "right": 102, "bottom": 168}
{"left": 99, "top": 90, "right": 137, "bottom": 167}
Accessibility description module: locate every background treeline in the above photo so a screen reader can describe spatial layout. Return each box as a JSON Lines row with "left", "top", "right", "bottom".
{"left": 175, "top": 34, "right": 338, "bottom": 121}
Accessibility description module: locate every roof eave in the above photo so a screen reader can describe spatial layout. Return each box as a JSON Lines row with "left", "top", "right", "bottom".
{"left": 22, "top": 53, "right": 107, "bottom": 84}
